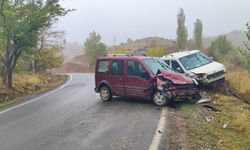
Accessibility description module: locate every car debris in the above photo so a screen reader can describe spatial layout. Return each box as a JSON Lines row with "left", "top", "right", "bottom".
{"left": 196, "top": 91, "right": 211, "bottom": 104}
{"left": 202, "top": 104, "right": 221, "bottom": 112}
{"left": 196, "top": 98, "right": 211, "bottom": 104}
{"left": 204, "top": 116, "right": 213, "bottom": 123}
{"left": 222, "top": 123, "right": 228, "bottom": 129}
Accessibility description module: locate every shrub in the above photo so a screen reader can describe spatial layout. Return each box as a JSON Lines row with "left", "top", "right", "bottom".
{"left": 146, "top": 47, "right": 167, "bottom": 57}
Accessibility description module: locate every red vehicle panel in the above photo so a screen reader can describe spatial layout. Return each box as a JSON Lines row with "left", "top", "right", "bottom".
{"left": 95, "top": 55, "right": 199, "bottom": 106}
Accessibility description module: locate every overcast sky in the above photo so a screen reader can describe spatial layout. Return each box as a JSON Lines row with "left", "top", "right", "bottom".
{"left": 57, "top": 0, "right": 250, "bottom": 45}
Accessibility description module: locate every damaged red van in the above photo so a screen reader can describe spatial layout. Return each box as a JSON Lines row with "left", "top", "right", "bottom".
{"left": 95, "top": 55, "right": 200, "bottom": 106}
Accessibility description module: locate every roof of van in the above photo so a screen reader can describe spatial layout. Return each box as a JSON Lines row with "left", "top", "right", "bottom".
{"left": 97, "top": 55, "right": 155, "bottom": 60}
{"left": 162, "top": 50, "right": 200, "bottom": 59}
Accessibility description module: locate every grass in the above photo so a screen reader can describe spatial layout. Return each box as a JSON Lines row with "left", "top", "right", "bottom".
{"left": 226, "top": 70, "right": 250, "bottom": 103}
{"left": 180, "top": 94, "right": 250, "bottom": 150}
{"left": 0, "top": 73, "right": 67, "bottom": 109}
{"left": 0, "top": 100, "right": 16, "bottom": 109}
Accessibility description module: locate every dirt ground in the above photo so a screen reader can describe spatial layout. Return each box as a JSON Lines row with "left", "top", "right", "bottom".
{"left": 159, "top": 105, "right": 190, "bottom": 150}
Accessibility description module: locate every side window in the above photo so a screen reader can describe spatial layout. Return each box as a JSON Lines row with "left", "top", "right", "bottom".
{"left": 127, "top": 61, "right": 147, "bottom": 77}
{"left": 98, "top": 61, "right": 109, "bottom": 73}
{"left": 111, "top": 60, "right": 124, "bottom": 75}
{"left": 164, "top": 60, "right": 170, "bottom": 66}
{"left": 171, "top": 60, "right": 184, "bottom": 73}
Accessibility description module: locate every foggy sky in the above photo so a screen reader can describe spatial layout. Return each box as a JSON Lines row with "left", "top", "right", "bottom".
{"left": 57, "top": 0, "right": 250, "bottom": 45}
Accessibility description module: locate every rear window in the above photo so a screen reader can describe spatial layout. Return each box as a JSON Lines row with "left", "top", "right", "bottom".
{"left": 98, "top": 61, "right": 109, "bottom": 73}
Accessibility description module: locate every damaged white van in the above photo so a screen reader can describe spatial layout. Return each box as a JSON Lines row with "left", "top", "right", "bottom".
{"left": 162, "top": 50, "right": 226, "bottom": 85}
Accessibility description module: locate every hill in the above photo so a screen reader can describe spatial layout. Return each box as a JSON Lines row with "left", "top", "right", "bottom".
{"left": 109, "top": 37, "right": 176, "bottom": 53}
{"left": 109, "top": 30, "right": 247, "bottom": 53}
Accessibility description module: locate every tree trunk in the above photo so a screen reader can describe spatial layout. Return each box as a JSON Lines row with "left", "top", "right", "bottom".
{"left": 32, "top": 59, "right": 37, "bottom": 74}
{"left": 7, "top": 69, "right": 12, "bottom": 90}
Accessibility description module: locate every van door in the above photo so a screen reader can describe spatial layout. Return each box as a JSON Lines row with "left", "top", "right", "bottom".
{"left": 109, "top": 60, "right": 125, "bottom": 96}
{"left": 126, "top": 60, "right": 152, "bottom": 98}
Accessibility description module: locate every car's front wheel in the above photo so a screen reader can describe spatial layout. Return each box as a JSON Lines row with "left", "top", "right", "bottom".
{"left": 152, "top": 91, "right": 169, "bottom": 106}
{"left": 99, "top": 86, "right": 113, "bottom": 101}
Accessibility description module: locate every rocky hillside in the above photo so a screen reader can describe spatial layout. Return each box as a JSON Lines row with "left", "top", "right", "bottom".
{"left": 109, "top": 30, "right": 247, "bottom": 53}
{"left": 109, "top": 37, "right": 176, "bottom": 53}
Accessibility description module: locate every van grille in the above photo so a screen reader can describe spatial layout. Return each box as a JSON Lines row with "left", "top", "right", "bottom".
{"left": 207, "top": 70, "right": 224, "bottom": 80}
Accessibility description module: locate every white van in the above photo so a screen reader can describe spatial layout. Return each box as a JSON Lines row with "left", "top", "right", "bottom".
{"left": 161, "top": 50, "right": 226, "bottom": 84}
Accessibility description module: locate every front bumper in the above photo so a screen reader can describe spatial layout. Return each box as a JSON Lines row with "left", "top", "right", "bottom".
{"left": 164, "top": 84, "right": 199, "bottom": 101}
{"left": 196, "top": 71, "right": 225, "bottom": 84}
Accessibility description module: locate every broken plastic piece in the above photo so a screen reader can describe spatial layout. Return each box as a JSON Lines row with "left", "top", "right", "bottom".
{"left": 222, "top": 123, "right": 228, "bottom": 129}
{"left": 196, "top": 98, "right": 211, "bottom": 104}
{"left": 202, "top": 104, "right": 221, "bottom": 112}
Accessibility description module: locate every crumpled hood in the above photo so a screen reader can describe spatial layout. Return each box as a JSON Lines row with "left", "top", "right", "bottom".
{"left": 157, "top": 69, "right": 194, "bottom": 84}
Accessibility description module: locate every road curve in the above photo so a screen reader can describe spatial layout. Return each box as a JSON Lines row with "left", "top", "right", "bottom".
{"left": 0, "top": 73, "right": 162, "bottom": 150}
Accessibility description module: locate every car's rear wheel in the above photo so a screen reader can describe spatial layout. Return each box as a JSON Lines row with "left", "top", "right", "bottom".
{"left": 152, "top": 91, "right": 169, "bottom": 106}
{"left": 100, "top": 86, "right": 112, "bottom": 101}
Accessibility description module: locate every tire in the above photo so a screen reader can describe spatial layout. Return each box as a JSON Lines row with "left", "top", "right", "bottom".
{"left": 152, "top": 90, "right": 169, "bottom": 106}
{"left": 99, "top": 86, "right": 112, "bottom": 101}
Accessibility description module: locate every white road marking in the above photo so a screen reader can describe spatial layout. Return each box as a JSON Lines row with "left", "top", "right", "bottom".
{"left": 149, "top": 107, "right": 167, "bottom": 150}
{"left": 0, "top": 74, "right": 73, "bottom": 115}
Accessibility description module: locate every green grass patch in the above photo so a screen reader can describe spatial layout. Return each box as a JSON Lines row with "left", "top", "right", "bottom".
{"left": 0, "top": 100, "right": 16, "bottom": 109}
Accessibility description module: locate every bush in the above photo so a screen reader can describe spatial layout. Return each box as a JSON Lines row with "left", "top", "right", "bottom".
{"left": 146, "top": 47, "right": 167, "bottom": 57}
{"left": 208, "top": 36, "right": 234, "bottom": 60}
{"left": 108, "top": 48, "right": 129, "bottom": 54}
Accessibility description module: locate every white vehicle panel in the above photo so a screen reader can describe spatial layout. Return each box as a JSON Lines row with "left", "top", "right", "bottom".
{"left": 189, "top": 61, "right": 224, "bottom": 75}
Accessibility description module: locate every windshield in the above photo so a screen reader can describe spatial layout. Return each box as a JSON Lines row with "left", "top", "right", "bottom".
{"left": 179, "top": 52, "right": 213, "bottom": 70}
{"left": 143, "top": 58, "right": 173, "bottom": 74}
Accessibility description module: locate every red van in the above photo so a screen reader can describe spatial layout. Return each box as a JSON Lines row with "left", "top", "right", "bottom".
{"left": 95, "top": 55, "right": 200, "bottom": 106}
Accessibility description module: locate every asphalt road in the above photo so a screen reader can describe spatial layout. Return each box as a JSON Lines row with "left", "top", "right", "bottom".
{"left": 0, "top": 73, "right": 162, "bottom": 150}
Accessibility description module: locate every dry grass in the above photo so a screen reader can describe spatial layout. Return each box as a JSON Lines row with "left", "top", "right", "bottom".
{"left": 181, "top": 94, "right": 250, "bottom": 150}
{"left": 226, "top": 70, "right": 250, "bottom": 103}
{"left": 0, "top": 73, "right": 67, "bottom": 106}
{"left": 215, "top": 95, "right": 250, "bottom": 139}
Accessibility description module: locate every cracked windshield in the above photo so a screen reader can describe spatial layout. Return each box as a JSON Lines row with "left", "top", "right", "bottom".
{"left": 0, "top": 0, "right": 249, "bottom": 150}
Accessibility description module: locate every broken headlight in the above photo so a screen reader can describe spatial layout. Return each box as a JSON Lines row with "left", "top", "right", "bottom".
{"left": 157, "top": 84, "right": 164, "bottom": 90}
{"left": 196, "top": 73, "right": 207, "bottom": 81}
